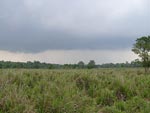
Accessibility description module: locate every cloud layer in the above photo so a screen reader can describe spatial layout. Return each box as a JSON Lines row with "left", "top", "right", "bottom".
{"left": 0, "top": 0, "right": 150, "bottom": 52}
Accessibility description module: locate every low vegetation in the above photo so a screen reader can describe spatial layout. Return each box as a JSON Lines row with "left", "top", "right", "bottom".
{"left": 0, "top": 68, "right": 150, "bottom": 113}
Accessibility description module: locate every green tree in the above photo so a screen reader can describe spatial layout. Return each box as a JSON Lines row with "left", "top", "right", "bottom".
{"left": 132, "top": 36, "right": 150, "bottom": 73}
{"left": 87, "top": 60, "right": 96, "bottom": 69}
{"left": 78, "top": 61, "right": 85, "bottom": 69}
{"left": 48, "top": 64, "right": 55, "bottom": 69}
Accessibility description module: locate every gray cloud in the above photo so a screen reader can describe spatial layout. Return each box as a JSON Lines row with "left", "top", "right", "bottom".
{"left": 0, "top": 0, "right": 150, "bottom": 52}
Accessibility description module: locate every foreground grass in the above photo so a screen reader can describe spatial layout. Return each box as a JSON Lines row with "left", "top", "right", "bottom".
{"left": 0, "top": 68, "right": 150, "bottom": 113}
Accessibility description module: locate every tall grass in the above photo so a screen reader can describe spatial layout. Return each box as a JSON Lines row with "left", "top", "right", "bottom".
{"left": 0, "top": 68, "right": 149, "bottom": 113}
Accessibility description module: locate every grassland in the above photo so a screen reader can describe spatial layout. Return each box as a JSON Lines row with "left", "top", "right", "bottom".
{"left": 0, "top": 68, "right": 150, "bottom": 113}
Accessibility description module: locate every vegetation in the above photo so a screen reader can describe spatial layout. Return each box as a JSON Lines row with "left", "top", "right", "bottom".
{"left": 0, "top": 35, "right": 149, "bottom": 113}
{"left": 132, "top": 36, "right": 150, "bottom": 73}
{"left": 0, "top": 69, "right": 150, "bottom": 113}
{"left": 87, "top": 60, "right": 96, "bottom": 69}
{"left": 0, "top": 60, "right": 142, "bottom": 69}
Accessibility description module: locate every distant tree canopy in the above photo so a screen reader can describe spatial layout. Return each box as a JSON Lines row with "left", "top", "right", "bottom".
{"left": 0, "top": 60, "right": 142, "bottom": 69}
{"left": 78, "top": 61, "right": 85, "bottom": 69}
{"left": 87, "top": 60, "right": 96, "bottom": 69}
{"left": 132, "top": 36, "right": 150, "bottom": 73}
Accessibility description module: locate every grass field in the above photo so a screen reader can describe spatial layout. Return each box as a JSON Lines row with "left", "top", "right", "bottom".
{"left": 0, "top": 68, "right": 150, "bottom": 113}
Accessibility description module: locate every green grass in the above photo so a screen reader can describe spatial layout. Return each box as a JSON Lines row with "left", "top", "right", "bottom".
{"left": 0, "top": 68, "right": 150, "bottom": 113}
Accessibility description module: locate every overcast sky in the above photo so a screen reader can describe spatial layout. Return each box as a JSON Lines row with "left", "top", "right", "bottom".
{"left": 0, "top": 0, "right": 149, "bottom": 64}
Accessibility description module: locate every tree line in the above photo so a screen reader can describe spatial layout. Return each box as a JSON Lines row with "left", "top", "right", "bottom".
{"left": 0, "top": 59, "right": 142, "bottom": 69}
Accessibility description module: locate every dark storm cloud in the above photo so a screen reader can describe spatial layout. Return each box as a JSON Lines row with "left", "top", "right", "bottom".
{"left": 0, "top": 0, "right": 150, "bottom": 52}
{"left": 0, "top": 27, "right": 133, "bottom": 52}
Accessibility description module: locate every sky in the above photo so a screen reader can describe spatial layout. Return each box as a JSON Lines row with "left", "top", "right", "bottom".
{"left": 0, "top": 0, "right": 149, "bottom": 64}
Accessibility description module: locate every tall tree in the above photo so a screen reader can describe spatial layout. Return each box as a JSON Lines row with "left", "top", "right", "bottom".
{"left": 132, "top": 36, "right": 150, "bottom": 73}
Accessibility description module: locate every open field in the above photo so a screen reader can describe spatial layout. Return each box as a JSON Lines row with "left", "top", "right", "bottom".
{"left": 0, "top": 69, "right": 150, "bottom": 113}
